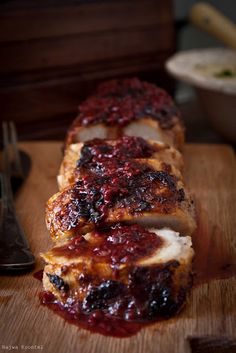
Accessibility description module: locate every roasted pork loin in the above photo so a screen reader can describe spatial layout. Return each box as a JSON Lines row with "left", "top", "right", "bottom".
{"left": 65, "top": 78, "right": 184, "bottom": 150}
{"left": 41, "top": 224, "right": 194, "bottom": 322}
{"left": 58, "top": 136, "right": 184, "bottom": 190}
{"left": 41, "top": 77, "right": 196, "bottom": 330}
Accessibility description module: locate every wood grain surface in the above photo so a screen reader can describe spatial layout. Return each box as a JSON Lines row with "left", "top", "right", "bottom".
{"left": 0, "top": 142, "right": 235, "bottom": 353}
{"left": 0, "top": 1, "right": 175, "bottom": 140}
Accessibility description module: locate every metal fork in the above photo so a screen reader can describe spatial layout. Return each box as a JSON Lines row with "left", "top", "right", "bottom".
{"left": 0, "top": 121, "right": 35, "bottom": 272}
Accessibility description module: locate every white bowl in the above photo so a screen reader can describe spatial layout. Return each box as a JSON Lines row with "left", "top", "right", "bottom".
{"left": 166, "top": 48, "right": 236, "bottom": 142}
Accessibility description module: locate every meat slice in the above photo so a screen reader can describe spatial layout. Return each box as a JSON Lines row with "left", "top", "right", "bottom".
{"left": 123, "top": 117, "right": 184, "bottom": 151}
{"left": 46, "top": 158, "right": 196, "bottom": 243}
{"left": 58, "top": 136, "right": 184, "bottom": 190}
{"left": 65, "top": 78, "right": 184, "bottom": 150}
{"left": 41, "top": 225, "right": 194, "bottom": 322}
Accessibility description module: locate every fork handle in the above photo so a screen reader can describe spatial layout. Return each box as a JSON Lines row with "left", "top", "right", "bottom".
{"left": 0, "top": 173, "right": 35, "bottom": 271}
{"left": 1, "top": 169, "right": 14, "bottom": 208}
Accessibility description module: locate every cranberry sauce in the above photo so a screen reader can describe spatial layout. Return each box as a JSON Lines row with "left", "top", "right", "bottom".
{"left": 76, "top": 78, "right": 179, "bottom": 129}
{"left": 40, "top": 291, "right": 142, "bottom": 337}
{"left": 77, "top": 136, "right": 158, "bottom": 168}
{"left": 55, "top": 159, "right": 184, "bottom": 230}
{"left": 41, "top": 260, "right": 187, "bottom": 337}
{"left": 33, "top": 269, "right": 44, "bottom": 281}
{"left": 51, "top": 224, "right": 163, "bottom": 264}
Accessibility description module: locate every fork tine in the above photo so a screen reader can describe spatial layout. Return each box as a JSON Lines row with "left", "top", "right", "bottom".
{"left": 2, "top": 122, "right": 13, "bottom": 204}
{"left": 10, "top": 121, "right": 24, "bottom": 178}
{"left": 2, "top": 121, "right": 10, "bottom": 175}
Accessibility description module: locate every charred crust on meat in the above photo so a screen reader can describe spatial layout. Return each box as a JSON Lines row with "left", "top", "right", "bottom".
{"left": 178, "top": 188, "right": 185, "bottom": 202}
{"left": 50, "top": 260, "right": 189, "bottom": 322}
{"left": 49, "top": 159, "right": 183, "bottom": 231}
{"left": 46, "top": 273, "right": 69, "bottom": 292}
{"left": 77, "top": 136, "right": 156, "bottom": 168}
{"left": 128, "top": 261, "right": 182, "bottom": 319}
{"left": 82, "top": 280, "right": 125, "bottom": 312}
{"left": 81, "top": 261, "right": 185, "bottom": 319}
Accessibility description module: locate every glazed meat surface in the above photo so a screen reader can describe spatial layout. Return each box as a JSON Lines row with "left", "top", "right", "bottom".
{"left": 41, "top": 225, "right": 194, "bottom": 322}
{"left": 65, "top": 78, "right": 184, "bottom": 149}
{"left": 46, "top": 158, "right": 196, "bottom": 243}
{"left": 58, "top": 136, "right": 184, "bottom": 190}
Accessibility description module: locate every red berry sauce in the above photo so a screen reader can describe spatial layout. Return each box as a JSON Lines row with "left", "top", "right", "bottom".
{"left": 75, "top": 78, "right": 179, "bottom": 129}
{"left": 76, "top": 136, "right": 161, "bottom": 168}
{"left": 53, "top": 158, "right": 184, "bottom": 232}
{"left": 40, "top": 290, "right": 143, "bottom": 337}
{"left": 51, "top": 224, "right": 163, "bottom": 264}
{"left": 39, "top": 223, "right": 190, "bottom": 336}
{"left": 40, "top": 259, "right": 187, "bottom": 337}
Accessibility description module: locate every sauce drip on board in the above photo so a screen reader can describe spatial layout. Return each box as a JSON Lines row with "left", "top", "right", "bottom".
{"left": 40, "top": 291, "right": 143, "bottom": 337}
{"left": 33, "top": 269, "right": 43, "bottom": 281}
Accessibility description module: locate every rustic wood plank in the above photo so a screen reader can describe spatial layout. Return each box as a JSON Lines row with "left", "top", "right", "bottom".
{"left": 1, "top": 52, "right": 170, "bottom": 85}
{"left": 183, "top": 145, "right": 236, "bottom": 284}
{"left": 0, "top": 25, "right": 173, "bottom": 75}
{"left": 0, "top": 0, "right": 170, "bottom": 11}
{"left": 16, "top": 113, "right": 74, "bottom": 141}
{"left": 0, "top": 142, "right": 235, "bottom": 353}
{"left": 0, "top": 0, "right": 175, "bottom": 140}
{"left": 0, "top": 0, "right": 172, "bottom": 42}
{"left": 0, "top": 56, "right": 171, "bottom": 122}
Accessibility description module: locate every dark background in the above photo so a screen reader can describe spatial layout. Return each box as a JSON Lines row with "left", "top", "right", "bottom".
{"left": 0, "top": 0, "right": 235, "bottom": 143}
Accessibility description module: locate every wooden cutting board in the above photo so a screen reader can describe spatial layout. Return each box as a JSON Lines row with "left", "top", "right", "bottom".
{"left": 0, "top": 142, "right": 235, "bottom": 353}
